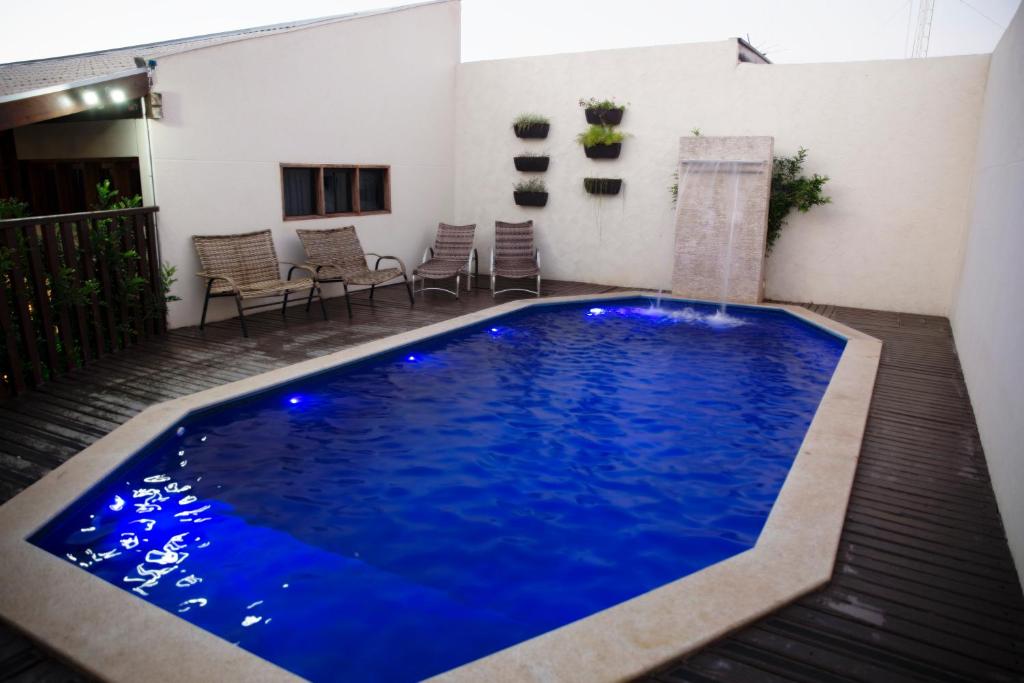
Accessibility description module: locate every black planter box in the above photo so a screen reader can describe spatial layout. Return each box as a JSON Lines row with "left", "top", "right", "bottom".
{"left": 514, "top": 156, "right": 550, "bottom": 172}
{"left": 584, "top": 142, "right": 622, "bottom": 159}
{"left": 513, "top": 123, "right": 550, "bottom": 139}
{"left": 585, "top": 107, "right": 624, "bottom": 125}
{"left": 583, "top": 178, "right": 622, "bottom": 195}
{"left": 514, "top": 191, "right": 548, "bottom": 207}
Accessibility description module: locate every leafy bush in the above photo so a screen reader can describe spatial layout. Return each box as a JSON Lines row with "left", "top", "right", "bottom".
{"left": 514, "top": 178, "right": 547, "bottom": 193}
{"left": 578, "top": 97, "right": 625, "bottom": 111}
{"left": 576, "top": 125, "right": 625, "bottom": 148}
{"left": 512, "top": 113, "right": 549, "bottom": 132}
{"left": 766, "top": 148, "right": 830, "bottom": 252}
{"left": 0, "top": 198, "right": 28, "bottom": 219}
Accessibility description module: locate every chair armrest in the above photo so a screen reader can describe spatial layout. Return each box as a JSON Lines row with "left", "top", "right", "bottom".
{"left": 365, "top": 253, "right": 408, "bottom": 274}
{"left": 196, "top": 271, "right": 239, "bottom": 290}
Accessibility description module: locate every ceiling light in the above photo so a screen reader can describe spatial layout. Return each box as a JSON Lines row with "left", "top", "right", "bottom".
{"left": 109, "top": 89, "right": 126, "bottom": 103}
{"left": 82, "top": 90, "right": 99, "bottom": 106}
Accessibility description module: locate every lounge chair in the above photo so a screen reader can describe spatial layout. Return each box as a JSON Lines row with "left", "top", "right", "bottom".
{"left": 194, "top": 229, "right": 326, "bottom": 338}
{"left": 412, "top": 223, "right": 478, "bottom": 298}
{"left": 294, "top": 226, "right": 413, "bottom": 319}
{"left": 491, "top": 220, "right": 541, "bottom": 297}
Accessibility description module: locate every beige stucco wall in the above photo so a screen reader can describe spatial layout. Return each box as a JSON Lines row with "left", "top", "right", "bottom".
{"left": 13, "top": 119, "right": 156, "bottom": 205}
{"left": 951, "top": 3, "right": 1024, "bottom": 585}
{"left": 454, "top": 42, "right": 989, "bottom": 315}
{"left": 149, "top": 0, "right": 461, "bottom": 328}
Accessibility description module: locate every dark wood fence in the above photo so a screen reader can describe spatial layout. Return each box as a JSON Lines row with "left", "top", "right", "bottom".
{"left": 0, "top": 206, "right": 163, "bottom": 399}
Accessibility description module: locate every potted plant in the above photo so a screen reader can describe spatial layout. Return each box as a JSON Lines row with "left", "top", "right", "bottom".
{"left": 577, "top": 125, "right": 625, "bottom": 159}
{"left": 513, "top": 152, "right": 550, "bottom": 172}
{"left": 579, "top": 97, "right": 626, "bottom": 125}
{"left": 514, "top": 178, "right": 548, "bottom": 206}
{"left": 512, "top": 114, "right": 550, "bottom": 139}
{"left": 583, "top": 177, "right": 622, "bottom": 195}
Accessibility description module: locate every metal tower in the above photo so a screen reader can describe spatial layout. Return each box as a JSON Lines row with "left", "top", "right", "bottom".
{"left": 911, "top": 0, "right": 936, "bottom": 58}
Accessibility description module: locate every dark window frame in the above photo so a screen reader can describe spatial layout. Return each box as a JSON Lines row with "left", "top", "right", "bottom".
{"left": 280, "top": 163, "right": 391, "bottom": 220}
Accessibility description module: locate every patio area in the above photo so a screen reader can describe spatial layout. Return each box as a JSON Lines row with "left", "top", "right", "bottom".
{"left": 0, "top": 280, "right": 1021, "bottom": 682}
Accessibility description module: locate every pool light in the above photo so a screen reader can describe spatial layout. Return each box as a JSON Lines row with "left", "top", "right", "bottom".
{"left": 407, "top": 355, "right": 417, "bottom": 362}
{"left": 288, "top": 396, "right": 301, "bottom": 405}
{"left": 588, "top": 307, "right": 606, "bottom": 316}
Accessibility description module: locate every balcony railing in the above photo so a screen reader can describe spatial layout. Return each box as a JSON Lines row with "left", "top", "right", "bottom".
{"left": 0, "top": 206, "right": 163, "bottom": 398}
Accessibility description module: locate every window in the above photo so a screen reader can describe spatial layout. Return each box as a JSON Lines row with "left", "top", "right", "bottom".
{"left": 281, "top": 164, "right": 390, "bottom": 219}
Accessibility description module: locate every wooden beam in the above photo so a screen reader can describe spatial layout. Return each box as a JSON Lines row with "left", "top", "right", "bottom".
{"left": 0, "top": 71, "right": 149, "bottom": 131}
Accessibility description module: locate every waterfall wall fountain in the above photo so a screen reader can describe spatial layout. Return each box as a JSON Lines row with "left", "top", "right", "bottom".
{"left": 672, "top": 136, "right": 773, "bottom": 305}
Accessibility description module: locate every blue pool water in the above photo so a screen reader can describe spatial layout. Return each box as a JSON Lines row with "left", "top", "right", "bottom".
{"left": 31, "top": 298, "right": 844, "bottom": 681}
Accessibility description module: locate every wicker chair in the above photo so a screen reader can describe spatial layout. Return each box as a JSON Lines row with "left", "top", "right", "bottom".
{"left": 412, "top": 223, "right": 478, "bottom": 298}
{"left": 294, "top": 226, "right": 412, "bottom": 319}
{"left": 491, "top": 220, "right": 541, "bottom": 297}
{"left": 193, "top": 229, "right": 325, "bottom": 338}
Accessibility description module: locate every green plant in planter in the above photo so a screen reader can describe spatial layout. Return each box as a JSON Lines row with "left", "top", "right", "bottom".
{"left": 514, "top": 178, "right": 547, "bottom": 193}
{"left": 0, "top": 197, "right": 29, "bottom": 219}
{"left": 512, "top": 113, "right": 550, "bottom": 134}
{"left": 576, "top": 125, "right": 625, "bottom": 148}
{"left": 515, "top": 151, "right": 547, "bottom": 157}
{"left": 578, "top": 97, "right": 627, "bottom": 111}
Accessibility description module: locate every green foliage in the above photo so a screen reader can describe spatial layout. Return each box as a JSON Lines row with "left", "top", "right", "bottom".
{"left": 515, "top": 151, "right": 548, "bottom": 158}
{"left": 0, "top": 197, "right": 28, "bottom": 219}
{"left": 578, "top": 97, "right": 626, "bottom": 111}
{"left": 162, "top": 263, "right": 181, "bottom": 302}
{"left": 576, "top": 125, "right": 625, "bottom": 148}
{"left": 766, "top": 148, "right": 831, "bottom": 252}
{"left": 691, "top": 127, "right": 702, "bottom": 136}
{"left": 514, "top": 178, "right": 547, "bottom": 193}
{"left": 512, "top": 113, "right": 549, "bottom": 132}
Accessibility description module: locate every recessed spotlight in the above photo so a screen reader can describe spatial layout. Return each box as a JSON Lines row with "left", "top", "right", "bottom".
{"left": 58, "top": 95, "right": 73, "bottom": 108}
{"left": 109, "top": 89, "right": 126, "bottom": 103}
{"left": 82, "top": 90, "right": 99, "bottom": 106}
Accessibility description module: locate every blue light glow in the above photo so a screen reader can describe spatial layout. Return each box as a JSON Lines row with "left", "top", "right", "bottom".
{"left": 587, "top": 307, "right": 606, "bottom": 316}
{"left": 288, "top": 397, "right": 301, "bottom": 405}
{"left": 407, "top": 355, "right": 417, "bottom": 362}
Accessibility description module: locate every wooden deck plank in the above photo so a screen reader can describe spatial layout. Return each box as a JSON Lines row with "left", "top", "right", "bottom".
{"left": 1, "top": 286, "right": 1022, "bottom": 682}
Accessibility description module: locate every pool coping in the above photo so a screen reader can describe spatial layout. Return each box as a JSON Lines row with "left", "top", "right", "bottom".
{"left": 0, "top": 293, "right": 881, "bottom": 683}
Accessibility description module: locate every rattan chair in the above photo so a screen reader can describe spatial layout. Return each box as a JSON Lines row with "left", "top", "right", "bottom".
{"left": 412, "top": 223, "right": 478, "bottom": 298}
{"left": 491, "top": 220, "right": 541, "bottom": 297}
{"left": 294, "top": 226, "right": 412, "bottom": 319}
{"left": 193, "top": 229, "right": 325, "bottom": 337}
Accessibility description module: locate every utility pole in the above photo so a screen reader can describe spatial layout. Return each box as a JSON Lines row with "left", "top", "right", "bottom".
{"left": 911, "top": 0, "right": 936, "bottom": 57}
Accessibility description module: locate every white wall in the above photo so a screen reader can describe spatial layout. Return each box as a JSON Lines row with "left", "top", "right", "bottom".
{"left": 14, "top": 119, "right": 155, "bottom": 205}
{"left": 951, "top": 3, "right": 1024, "bottom": 585}
{"left": 454, "top": 41, "right": 989, "bottom": 315}
{"left": 150, "top": 0, "right": 460, "bottom": 328}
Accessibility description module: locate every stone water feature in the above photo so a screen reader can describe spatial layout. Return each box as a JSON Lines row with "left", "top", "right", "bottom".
{"left": 672, "top": 136, "right": 773, "bottom": 305}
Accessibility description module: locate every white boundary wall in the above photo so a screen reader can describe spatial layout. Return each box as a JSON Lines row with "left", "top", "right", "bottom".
{"left": 454, "top": 41, "right": 989, "bottom": 315}
{"left": 951, "top": 3, "right": 1024, "bottom": 585}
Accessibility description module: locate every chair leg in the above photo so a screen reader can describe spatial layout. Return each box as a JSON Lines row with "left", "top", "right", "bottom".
{"left": 342, "top": 282, "right": 353, "bottom": 318}
{"left": 455, "top": 274, "right": 461, "bottom": 299}
{"left": 316, "top": 286, "right": 328, "bottom": 321}
{"left": 536, "top": 275, "right": 542, "bottom": 297}
{"left": 403, "top": 274, "right": 414, "bottom": 306}
{"left": 369, "top": 284, "right": 376, "bottom": 301}
{"left": 305, "top": 286, "right": 315, "bottom": 312}
{"left": 234, "top": 296, "right": 249, "bottom": 338}
{"left": 199, "top": 281, "right": 213, "bottom": 330}
{"left": 282, "top": 291, "right": 290, "bottom": 316}
{"left": 491, "top": 272, "right": 496, "bottom": 298}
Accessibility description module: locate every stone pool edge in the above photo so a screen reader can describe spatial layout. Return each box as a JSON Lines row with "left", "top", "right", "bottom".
{"left": 0, "top": 294, "right": 881, "bottom": 683}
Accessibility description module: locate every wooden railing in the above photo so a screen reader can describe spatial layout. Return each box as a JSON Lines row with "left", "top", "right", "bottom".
{"left": 0, "top": 206, "right": 163, "bottom": 399}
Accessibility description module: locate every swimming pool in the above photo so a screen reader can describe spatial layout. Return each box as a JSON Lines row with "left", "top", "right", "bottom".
{"left": 0, "top": 294, "right": 880, "bottom": 683}
{"left": 26, "top": 297, "right": 845, "bottom": 681}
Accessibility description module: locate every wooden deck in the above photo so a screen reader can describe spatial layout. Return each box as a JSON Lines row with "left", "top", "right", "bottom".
{"left": 1, "top": 281, "right": 1022, "bottom": 682}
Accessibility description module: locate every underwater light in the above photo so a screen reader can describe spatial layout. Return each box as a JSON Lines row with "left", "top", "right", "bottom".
{"left": 588, "top": 307, "right": 606, "bottom": 316}
{"left": 407, "top": 355, "right": 416, "bottom": 361}
{"left": 288, "top": 397, "right": 301, "bottom": 405}
{"left": 490, "top": 327, "right": 499, "bottom": 333}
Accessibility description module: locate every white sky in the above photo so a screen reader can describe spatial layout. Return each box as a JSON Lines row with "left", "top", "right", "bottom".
{"left": 1, "top": 0, "right": 1020, "bottom": 65}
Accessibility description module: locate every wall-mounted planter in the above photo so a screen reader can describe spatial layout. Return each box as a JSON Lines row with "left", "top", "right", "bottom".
{"left": 585, "top": 107, "right": 625, "bottom": 125}
{"left": 514, "top": 156, "right": 550, "bottom": 172}
{"left": 584, "top": 143, "right": 622, "bottom": 159}
{"left": 583, "top": 178, "right": 622, "bottom": 195}
{"left": 513, "top": 123, "right": 550, "bottom": 139}
{"left": 514, "top": 191, "right": 548, "bottom": 207}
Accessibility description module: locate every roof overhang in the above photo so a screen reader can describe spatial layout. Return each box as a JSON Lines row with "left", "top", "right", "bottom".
{"left": 0, "top": 68, "right": 149, "bottom": 131}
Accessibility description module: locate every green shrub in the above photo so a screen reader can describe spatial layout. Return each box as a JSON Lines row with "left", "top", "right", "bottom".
{"left": 766, "top": 148, "right": 830, "bottom": 252}
{"left": 578, "top": 97, "right": 625, "bottom": 111}
{"left": 512, "top": 113, "right": 549, "bottom": 132}
{"left": 576, "top": 125, "right": 625, "bottom": 148}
